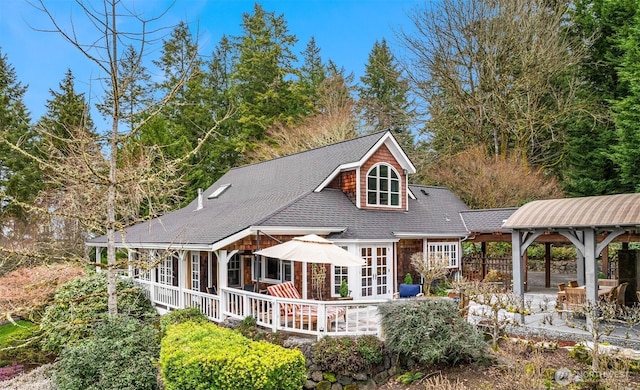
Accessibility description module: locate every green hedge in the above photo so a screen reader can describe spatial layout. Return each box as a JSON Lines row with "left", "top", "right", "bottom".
{"left": 160, "top": 321, "right": 306, "bottom": 390}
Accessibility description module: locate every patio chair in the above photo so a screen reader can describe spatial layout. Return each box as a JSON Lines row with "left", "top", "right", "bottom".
{"left": 568, "top": 280, "right": 579, "bottom": 288}
{"left": 616, "top": 282, "right": 628, "bottom": 307}
{"left": 206, "top": 286, "right": 217, "bottom": 295}
{"left": 563, "top": 287, "right": 585, "bottom": 317}
{"left": 267, "top": 281, "right": 345, "bottom": 330}
{"left": 556, "top": 283, "right": 566, "bottom": 312}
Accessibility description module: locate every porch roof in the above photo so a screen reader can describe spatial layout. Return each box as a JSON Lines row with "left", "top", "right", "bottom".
{"left": 503, "top": 193, "right": 640, "bottom": 230}
{"left": 259, "top": 186, "right": 469, "bottom": 240}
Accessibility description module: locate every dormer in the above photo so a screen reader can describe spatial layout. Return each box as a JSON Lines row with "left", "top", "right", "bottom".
{"left": 317, "top": 131, "right": 416, "bottom": 211}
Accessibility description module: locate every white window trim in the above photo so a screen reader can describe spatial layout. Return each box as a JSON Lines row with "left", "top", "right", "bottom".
{"left": 365, "top": 163, "right": 402, "bottom": 208}
{"left": 332, "top": 265, "right": 350, "bottom": 297}
{"left": 252, "top": 256, "right": 293, "bottom": 284}
{"left": 191, "top": 253, "right": 200, "bottom": 291}
{"left": 426, "top": 242, "right": 459, "bottom": 269}
{"left": 158, "top": 253, "right": 174, "bottom": 285}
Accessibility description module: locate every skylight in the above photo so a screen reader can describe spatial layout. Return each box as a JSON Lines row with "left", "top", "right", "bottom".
{"left": 208, "top": 184, "right": 231, "bottom": 199}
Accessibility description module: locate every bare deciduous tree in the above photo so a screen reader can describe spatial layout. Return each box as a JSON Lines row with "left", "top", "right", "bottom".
{"left": 410, "top": 251, "right": 449, "bottom": 296}
{"left": 0, "top": 0, "right": 231, "bottom": 317}
{"left": 248, "top": 72, "right": 358, "bottom": 162}
{"left": 399, "top": 0, "right": 586, "bottom": 169}
{"left": 424, "top": 146, "right": 564, "bottom": 208}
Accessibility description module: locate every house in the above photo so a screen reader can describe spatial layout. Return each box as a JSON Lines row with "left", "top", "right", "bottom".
{"left": 87, "top": 131, "right": 470, "bottom": 332}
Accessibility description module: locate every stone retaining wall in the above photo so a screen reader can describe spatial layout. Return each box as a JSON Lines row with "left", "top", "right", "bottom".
{"left": 284, "top": 338, "right": 396, "bottom": 390}
{"left": 528, "top": 259, "right": 577, "bottom": 274}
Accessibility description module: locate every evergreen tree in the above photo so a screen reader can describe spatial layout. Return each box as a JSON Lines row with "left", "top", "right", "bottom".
{"left": 612, "top": 6, "right": 640, "bottom": 192}
{"left": 298, "top": 37, "right": 328, "bottom": 114}
{"left": 98, "top": 45, "right": 153, "bottom": 133}
{"left": 358, "top": 39, "right": 415, "bottom": 153}
{"left": 38, "top": 69, "right": 95, "bottom": 154}
{"left": 563, "top": 0, "right": 639, "bottom": 195}
{"left": 229, "top": 4, "right": 303, "bottom": 144}
{"left": 0, "top": 49, "right": 41, "bottom": 220}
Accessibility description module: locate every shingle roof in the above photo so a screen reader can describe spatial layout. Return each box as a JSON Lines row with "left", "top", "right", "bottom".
{"left": 90, "top": 132, "right": 388, "bottom": 245}
{"left": 259, "top": 186, "right": 469, "bottom": 239}
{"left": 460, "top": 208, "right": 518, "bottom": 234}
{"left": 88, "top": 131, "right": 471, "bottom": 247}
{"left": 503, "top": 193, "right": 640, "bottom": 229}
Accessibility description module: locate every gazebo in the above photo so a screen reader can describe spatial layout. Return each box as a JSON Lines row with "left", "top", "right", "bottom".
{"left": 503, "top": 193, "right": 640, "bottom": 305}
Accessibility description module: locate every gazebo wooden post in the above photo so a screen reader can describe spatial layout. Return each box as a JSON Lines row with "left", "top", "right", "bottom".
{"left": 481, "top": 242, "right": 487, "bottom": 280}
{"left": 601, "top": 246, "right": 609, "bottom": 278}
{"left": 545, "top": 242, "right": 551, "bottom": 288}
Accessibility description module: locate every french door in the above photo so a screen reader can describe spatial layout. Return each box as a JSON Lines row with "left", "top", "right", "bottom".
{"left": 360, "top": 246, "right": 391, "bottom": 298}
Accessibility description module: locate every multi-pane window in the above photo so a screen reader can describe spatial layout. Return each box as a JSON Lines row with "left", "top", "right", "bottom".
{"left": 333, "top": 266, "right": 349, "bottom": 296}
{"left": 228, "top": 254, "right": 241, "bottom": 287}
{"left": 427, "top": 242, "right": 459, "bottom": 268}
{"left": 366, "top": 164, "right": 400, "bottom": 207}
{"left": 191, "top": 253, "right": 200, "bottom": 291}
{"left": 158, "top": 252, "right": 174, "bottom": 285}
{"left": 253, "top": 256, "right": 293, "bottom": 283}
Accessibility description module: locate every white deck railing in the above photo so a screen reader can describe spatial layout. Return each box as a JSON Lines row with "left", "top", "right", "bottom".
{"left": 133, "top": 279, "right": 384, "bottom": 339}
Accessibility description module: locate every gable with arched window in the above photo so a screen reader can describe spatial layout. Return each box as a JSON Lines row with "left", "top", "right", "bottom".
{"left": 366, "top": 163, "right": 400, "bottom": 207}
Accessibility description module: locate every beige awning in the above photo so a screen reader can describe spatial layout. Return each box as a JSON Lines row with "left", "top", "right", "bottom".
{"left": 503, "top": 193, "right": 640, "bottom": 229}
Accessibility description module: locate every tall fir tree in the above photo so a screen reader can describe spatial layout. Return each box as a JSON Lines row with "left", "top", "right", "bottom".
{"left": 612, "top": 5, "right": 640, "bottom": 192}
{"left": 38, "top": 69, "right": 95, "bottom": 154}
{"left": 230, "top": 4, "right": 303, "bottom": 145}
{"left": 563, "top": 0, "right": 639, "bottom": 195}
{"left": 0, "top": 49, "right": 41, "bottom": 220}
{"left": 358, "top": 39, "right": 415, "bottom": 154}
{"left": 298, "top": 37, "right": 328, "bottom": 115}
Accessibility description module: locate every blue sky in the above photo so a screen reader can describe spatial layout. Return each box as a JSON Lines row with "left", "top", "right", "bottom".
{"left": 0, "top": 0, "right": 423, "bottom": 129}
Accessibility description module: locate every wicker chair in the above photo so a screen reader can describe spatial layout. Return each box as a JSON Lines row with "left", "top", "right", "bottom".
{"left": 563, "top": 287, "right": 586, "bottom": 316}
{"left": 616, "top": 282, "right": 628, "bottom": 307}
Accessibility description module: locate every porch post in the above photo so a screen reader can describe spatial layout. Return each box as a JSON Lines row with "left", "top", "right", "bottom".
{"left": 95, "top": 247, "right": 102, "bottom": 273}
{"left": 149, "top": 250, "right": 157, "bottom": 303}
{"left": 216, "top": 250, "right": 238, "bottom": 319}
{"left": 584, "top": 229, "right": 598, "bottom": 304}
{"left": 127, "top": 249, "right": 134, "bottom": 277}
{"left": 302, "top": 263, "right": 308, "bottom": 300}
{"left": 576, "top": 231, "right": 586, "bottom": 286}
{"left": 178, "top": 251, "right": 186, "bottom": 309}
{"left": 208, "top": 252, "right": 213, "bottom": 288}
{"left": 512, "top": 230, "right": 525, "bottom": 296}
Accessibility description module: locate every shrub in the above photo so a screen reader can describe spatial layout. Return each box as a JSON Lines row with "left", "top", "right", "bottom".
{"left": 234, "top": 316, "right": 287, "bottom": 345}
{"left": 313, "top": 335, "right": 384, "bottom": 374}
{"left": 159, "top": 307, "right": 207, "bottom": 338}
{"left": 0, "top": 362, "right": 25, "bottom": 381}
{"left": 0, "top": 263, "right": 85, "bottom": 320}
{"left": 403, "top": 273, "right": 413, "bottom": 285}
{"left": 379, "top": 299, "right": 488, "bottom": 366}
{"left": 160, "top": 321, "right": 306, "bottom": 390}
{"left": 39, "top": 272, "right": 157, "bottom": 352}
{"left": 0, "top": 325, "right": 55, "bottom": 368}
{"left": 54, "top": 316, "right": 160, "bottom": 390}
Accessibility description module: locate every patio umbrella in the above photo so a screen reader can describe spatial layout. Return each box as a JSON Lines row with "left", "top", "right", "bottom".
{"left": 254, "top": 234, "right": 365, "bottom": 267}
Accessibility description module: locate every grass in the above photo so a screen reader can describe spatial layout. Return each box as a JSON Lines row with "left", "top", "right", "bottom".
{"left": 0, "top": 321, "right": 34, "bottom": 344}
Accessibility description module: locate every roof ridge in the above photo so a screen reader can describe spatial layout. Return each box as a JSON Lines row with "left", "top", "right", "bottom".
{"left": 227, "top": 131, "right": 389, "bottom": 172}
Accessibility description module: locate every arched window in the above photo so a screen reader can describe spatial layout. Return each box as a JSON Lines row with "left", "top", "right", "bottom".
{"left": 366, "top": 163, "right": 400, "bottom": 207}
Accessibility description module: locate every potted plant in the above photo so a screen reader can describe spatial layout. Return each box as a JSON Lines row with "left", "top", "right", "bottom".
{"left": 398, "top": 272, "right": 422, "bottom": 298}
{"left": 404, "top": 273, "right": 414, "bottom": 285}
{"left": 338, "top": 279, "right": 352, "bottom": 300}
